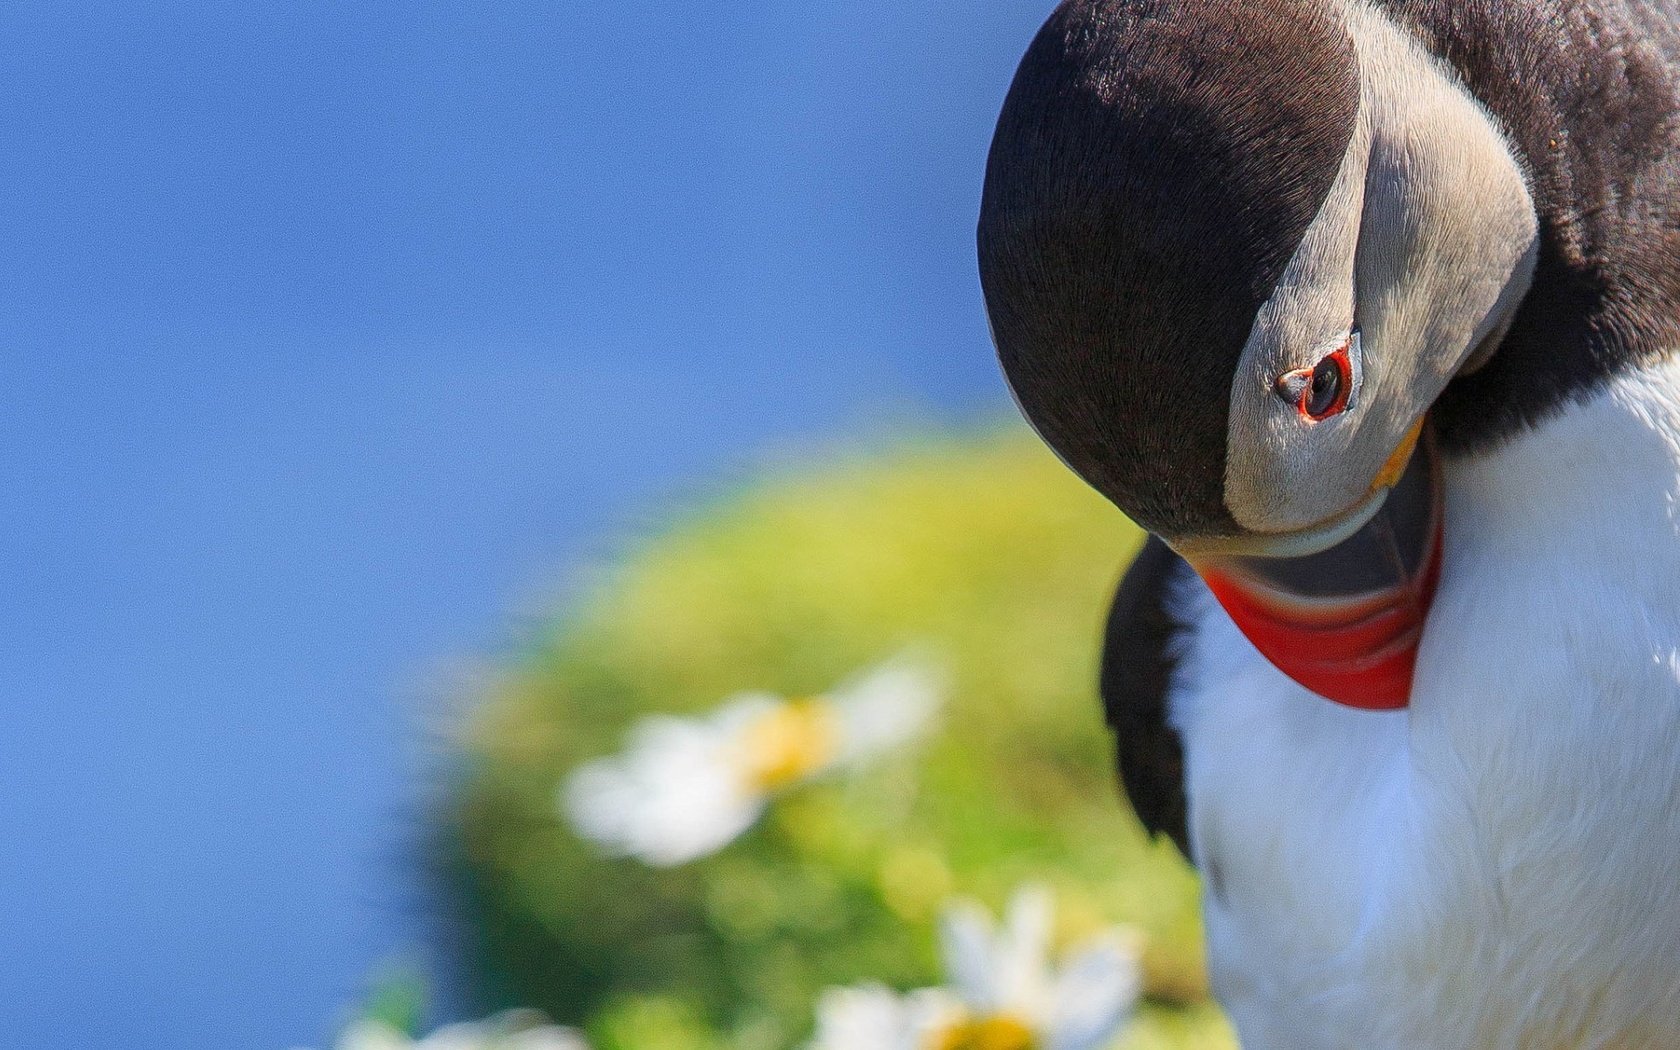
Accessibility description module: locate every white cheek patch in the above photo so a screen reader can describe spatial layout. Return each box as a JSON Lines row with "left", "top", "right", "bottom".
{"left": 1222, "top": 3, "right": 1538, "bottom": 536}
{"left": 1224, "top": 116, "right": 1372, "bottom": 528}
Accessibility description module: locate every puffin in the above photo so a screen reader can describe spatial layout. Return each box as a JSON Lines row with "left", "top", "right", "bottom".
{"left": 977, "top": 1, "right": 1680, "bottom": 1046}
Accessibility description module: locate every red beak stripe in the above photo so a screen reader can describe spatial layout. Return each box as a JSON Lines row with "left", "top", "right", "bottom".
{"left": 1195, "top": 500, "right": 1443, "bottom": 711}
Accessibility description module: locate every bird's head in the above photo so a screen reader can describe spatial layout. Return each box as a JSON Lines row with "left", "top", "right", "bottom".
{"left": 978, "top": 0, "right": 1538, "bottom": 707}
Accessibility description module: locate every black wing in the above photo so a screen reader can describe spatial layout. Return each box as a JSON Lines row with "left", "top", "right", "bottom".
{"left": 1100, "top": 534, "right": 1192, "bottom": 859}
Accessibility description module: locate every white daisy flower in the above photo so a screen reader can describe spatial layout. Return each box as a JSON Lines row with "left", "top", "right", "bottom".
{"left": 561, "top": 652, "right": 944, "bottom": 866}
{"left": 321, "top": 1010, "right": 588, "bottom": 1050}
{"left": 807, "top": 983, "right": 964, "bottom": 1050}
{"left": 809, "top": 886, "right": 1142, "bottom": 1050}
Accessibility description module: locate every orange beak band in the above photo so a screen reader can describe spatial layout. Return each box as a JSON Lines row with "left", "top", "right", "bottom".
{"left": 1193, "top": 430, "right": 1442, "bottom": 710}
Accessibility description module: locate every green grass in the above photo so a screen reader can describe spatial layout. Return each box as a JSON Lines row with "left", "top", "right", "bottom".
{"left": 439, "top": 424, "right": 1233, "bottom": 1049}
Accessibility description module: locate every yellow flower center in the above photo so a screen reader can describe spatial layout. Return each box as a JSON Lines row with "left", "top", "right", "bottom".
{"left": 927, "top": 1014, "right": 1039, "bottom": 1050}
{"left": 739, "top": 698, "right": 839, "bottom": 791}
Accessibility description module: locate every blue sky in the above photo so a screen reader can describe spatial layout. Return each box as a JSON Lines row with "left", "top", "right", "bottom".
{"left": 0, "top": 2, "right": 1050, "bottom": 1046}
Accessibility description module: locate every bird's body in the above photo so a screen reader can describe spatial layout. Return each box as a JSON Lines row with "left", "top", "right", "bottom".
{"left": 1166, "top": 357, "right": 1680, "bottom": 1047}
{"left": 978, "top": 0, "right": 1680, "bottom": 1044}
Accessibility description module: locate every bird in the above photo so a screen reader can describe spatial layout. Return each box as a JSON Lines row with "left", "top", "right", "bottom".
{"left": 977, "top": 1, "right": 1680, "bottom": 1046}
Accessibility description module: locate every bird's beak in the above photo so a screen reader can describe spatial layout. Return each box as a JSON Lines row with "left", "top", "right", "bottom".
{"left": 1187, "top": 425, "right": 1442, "bottom": 709}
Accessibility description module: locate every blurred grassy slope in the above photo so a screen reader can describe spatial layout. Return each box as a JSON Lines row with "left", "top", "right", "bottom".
{"left": 442, "top": 425, "right": 1234, "bottom": 1049}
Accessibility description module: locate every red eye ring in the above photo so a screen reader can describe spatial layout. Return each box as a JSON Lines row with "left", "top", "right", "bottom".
{"left": 1277, "top": 344, "right": 1354, "bottom": 421}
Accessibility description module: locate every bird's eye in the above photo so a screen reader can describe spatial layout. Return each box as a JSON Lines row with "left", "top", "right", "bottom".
{"left": 1276, "top": 339, "right": 1355, "bottom": 421}
{"left": 1304, "top": 352, "right": 1349, "bottom": 419}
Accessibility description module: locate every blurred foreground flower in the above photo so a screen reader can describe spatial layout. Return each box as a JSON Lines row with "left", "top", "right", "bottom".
{"left": 562, "top": 652, "right": 943, "bottom": 866}
{"left": 809, "top": 985, "right": 961, "bottom": 1050}
{"left": 810, "top": 886, "right": 1142, "bottom": 1050}
{"left": 326, "top": 1011, "right": 587, "bottom": 1050}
